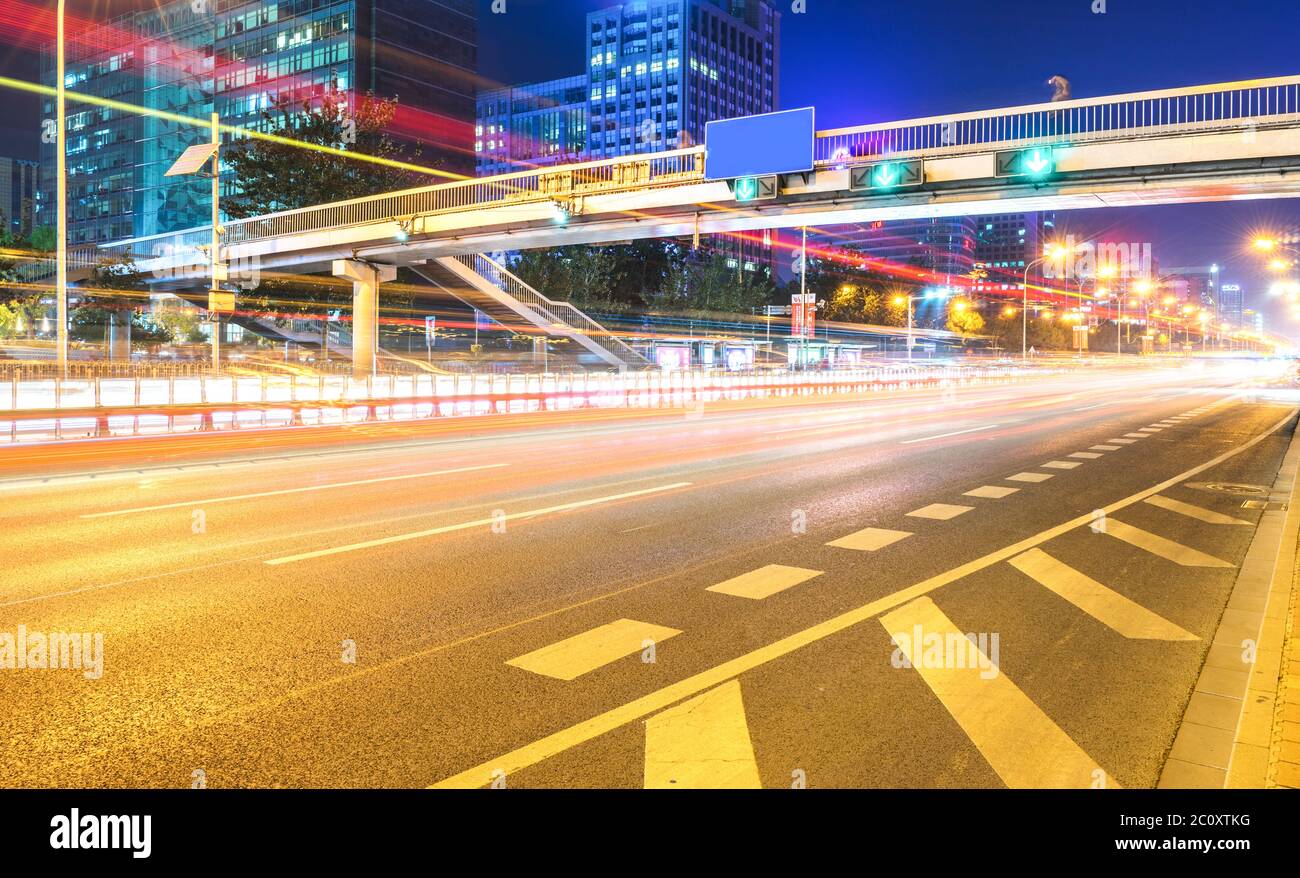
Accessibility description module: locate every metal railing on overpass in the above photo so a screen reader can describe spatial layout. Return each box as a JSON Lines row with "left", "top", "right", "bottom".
{"left": 35, "top": 73, "right": 1300, "bottom": 273}
{"left": 815, "top": 74, "right": 1300, "bottom": 164}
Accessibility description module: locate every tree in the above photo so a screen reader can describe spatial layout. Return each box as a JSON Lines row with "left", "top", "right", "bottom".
{"left": 223, "top": 91, "right": 427, "bottom": 219}
{"left": 947, "top": 306, "right": 986, "bottom": 337}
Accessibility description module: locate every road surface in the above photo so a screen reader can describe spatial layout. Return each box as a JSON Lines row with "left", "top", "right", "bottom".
{"left": 0, "top": 361, "right": 1294, "bottom": 788}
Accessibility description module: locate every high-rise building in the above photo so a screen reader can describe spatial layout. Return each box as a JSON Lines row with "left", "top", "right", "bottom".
{"left": 1219, "top": 282, "right": 1245, "bottom": 324}
{"left": 0, "top": 156, "right": 39, "bottom": 238}
{"left": 1166, "top": 265, "right": 1222, "bottom": 316}
{"left": 476, "top": 76, "right": 589, "bottom": 176}
{"left": 585, "top": 0, "right": 778, "bottom": 159}
{"left": 971, "top": 212, "right": 1057, "bottom": 283}
{"left": 40, "top": 0, "right": 478, "bottom": 244}
{"left": 476, "top": 0, "right": 779, "bottom": 172}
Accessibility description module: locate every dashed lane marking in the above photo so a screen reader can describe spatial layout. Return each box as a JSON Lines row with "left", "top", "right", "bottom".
{"left": 826, "top": 527, "right": 913, "bottom": 552}
{"left": 1091, "top": 445, "right": 1122, "bottom": 451}
{"left": 1068, "top": 452, "right": 1103, "bottom": 460}
{"left": 907, "top": 503, "right": 974, "bottom": 520}
{"left": 1007, "top": 472, "right": 1054, "bottom": 483}
{"left": 506, "top": 618, "right": 682, "bottom": 681}
{"left": 963, "top": 485, "right": 1020, "bottom": 499}
{"left": 1042, "top": 461, "right": 1083, "bottom": 470}
{"left": 707, "top": 564, "right": 824, "bottom": 600}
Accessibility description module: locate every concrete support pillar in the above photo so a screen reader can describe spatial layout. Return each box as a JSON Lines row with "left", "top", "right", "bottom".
{"left": 332, "top": 260, "right": 396, "bottom": 377}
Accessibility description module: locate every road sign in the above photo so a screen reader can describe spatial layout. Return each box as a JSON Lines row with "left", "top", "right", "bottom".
{"left": 705, "top": 107, "right": 815, "bottom": 180}
{"left": 207, "top": 290, "right": 235, "bottom": 313}
{"left": 791, "top": 292, "right": 816, "bottom": 339}
{"left": 995, "top": 146, "right": 1056, "bottom": 179}
{"left": 763, "top": 304, "right": 792, "bottom": 316}
{"left": 849, "top": 159, "right": 924, "bottom": 192}
{"left": 733, "top": 175, "right": 778, "bottom": 202}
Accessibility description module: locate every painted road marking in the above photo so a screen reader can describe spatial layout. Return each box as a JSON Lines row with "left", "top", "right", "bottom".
{"left": 429, "top": 409, "right": 1295, "bottom": 788}
{"left": 1143, "top": 495, "right": 1252, "bottom": 525}
{"left": 1139, "top": 427, "right": 1163, "bottom": 433}
{"left": 1090, "top": 445, "right": 1122, "bottom": 451}
{"left": 964, "top": 485, "right": 1020, "bottom": 499}
{"left": 827, "top": 527, "right": 913, "bottom": 552}
{"left": 1007, "top": 472, "right": 1053, "bottom": 483}
{"left": 506, "top": 618, "right": 682, "bottom": 681}
{"left": 1068, "top": 452, "right": 1103, "bottom": 460}
{"left": 1105, "top": 520, "right": 1234, "bottom": 568}
{"left": 900, "top": 424, "right": 1001, "bottom": 444}
{"left": 907, "top": 503, "right": 974, "bottom": 520}
{"left": 1123, "top": 433, "right": 1150, "bottom": 439}
{"left": 643, "top": 680, "right": 760, "bottom": 789}
{"left": 80, "top": 463, "right": 510, "bottom": 518}
{"left": 265, "top": 481, "right": 694, "bottom": 565}
{"left": 1108, "top": 438, "right": 1138, "bottom": 444}
{"left": 1008, "top": 549, "right": 1197, "bottom": 640}
{"left": 1041, "top": 461, "right": 1082, "bottom": 470}
{"left": 708, "top": 564, "right": 823, "bottom": 600}
{"left": 879, "top": 596, "right": 1119, "bottom": 788}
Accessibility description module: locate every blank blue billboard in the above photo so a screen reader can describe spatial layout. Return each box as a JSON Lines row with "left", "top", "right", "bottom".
{"left": 704, "top": 107, "right": 815, "bottom": 181}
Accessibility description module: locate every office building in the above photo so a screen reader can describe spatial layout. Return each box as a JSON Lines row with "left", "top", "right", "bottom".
{"left": 477, "top": 75, "right": 589, "bottom": 176}
{"left": 0, "top": 156, "right": 39, "bottom": 238}
{"left": 40, "top": 0, "right": 478, "bottom": 244}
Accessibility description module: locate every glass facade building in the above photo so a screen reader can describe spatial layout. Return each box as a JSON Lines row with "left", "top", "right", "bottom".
{"left": 40, "top": 0, "right": 477, "bottom": 245}
{"left": 476, "top": 0, "right": 779, "bottom": 173}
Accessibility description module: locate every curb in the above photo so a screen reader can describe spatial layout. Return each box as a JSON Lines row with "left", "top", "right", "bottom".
{"left": 1158, "top": 412, "right": 1300, "bottom": 788}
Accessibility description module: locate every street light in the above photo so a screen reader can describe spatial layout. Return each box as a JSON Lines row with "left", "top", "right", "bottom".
{"left": 1021, "top": 243, "right": 1073, "bottom": 360}
{"left": 55, "top": 0, "right": 67, "bottom": 376}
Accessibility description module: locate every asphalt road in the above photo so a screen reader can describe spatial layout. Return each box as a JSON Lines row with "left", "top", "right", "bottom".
{"left": 0, "top": 360, "right": 1296, "bottom": 788}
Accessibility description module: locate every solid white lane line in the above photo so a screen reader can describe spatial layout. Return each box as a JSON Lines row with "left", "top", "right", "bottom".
{"left": 1008, "top": 549, "right": 1197, "bottom": 640}
{"left": 644, "top": 681, "right": 760, "bottom": 789}
{"left": 880, "top": 596, "right": 1120, "bottom": 788}
{"left": 506, "top": 618, "right": 682, "bottom": 681}
{"left": 265, "top": 481, "right": 693, "bottom": 565}
{"left": 900, "top": 424, "right": 1001, "bottom": 444}
{"left": 79, "top": 464, "right": 510, "bottom": 518}
{"left": 1143, "top": 495, "right": 1252, "bottom": 525}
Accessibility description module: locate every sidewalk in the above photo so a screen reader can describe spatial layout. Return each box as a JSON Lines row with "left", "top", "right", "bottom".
{"left": 1267, "top": 549, "right": 1300, "bottom": 787}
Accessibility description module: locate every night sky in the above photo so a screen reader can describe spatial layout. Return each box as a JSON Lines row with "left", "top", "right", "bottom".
{"left": 4, "top": 0, "right": 1300, "bottom": 331}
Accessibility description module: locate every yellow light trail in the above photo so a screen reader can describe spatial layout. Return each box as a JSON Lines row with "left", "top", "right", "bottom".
{"left": 0, "top": 75, "right": 467, "bottom": 182}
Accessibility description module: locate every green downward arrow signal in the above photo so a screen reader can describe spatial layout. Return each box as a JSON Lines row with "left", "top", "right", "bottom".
{"left": 874, "top": 164, "right": 898, "bottom": 186}
{"left": 1024, "top": 150, "right": 1051, "bottom": 175}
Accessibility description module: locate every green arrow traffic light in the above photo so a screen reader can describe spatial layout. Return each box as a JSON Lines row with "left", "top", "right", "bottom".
{"left": 1022, "top": 148, "right": 1053, "bottom": 178}
{"left": 873, "top": 163, "right": 900, "bottom": 187}
{"left": 734, "top": 177, "right": 760, "bottom": 202}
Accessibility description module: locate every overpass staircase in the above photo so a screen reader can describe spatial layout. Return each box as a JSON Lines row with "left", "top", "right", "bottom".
{"left": 410, "top": 254, "right": 648, "bottom": 371}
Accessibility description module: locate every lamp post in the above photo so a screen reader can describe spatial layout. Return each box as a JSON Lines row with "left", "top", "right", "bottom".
{"left": 55, "top": 0, "right": 67, "bottom": 376}
{"left": 893, "top": 294, "right": 915, "bottom": 362}
{"left": 1022, "top": 244, "right": 1069, "bottom": 360}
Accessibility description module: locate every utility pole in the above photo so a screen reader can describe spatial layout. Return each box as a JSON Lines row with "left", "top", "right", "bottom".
{"left": 210, "top": 112, "right": 222, "bottom": 370}
{"left": 55, "top": 0, "right": 68, "bottom": 376}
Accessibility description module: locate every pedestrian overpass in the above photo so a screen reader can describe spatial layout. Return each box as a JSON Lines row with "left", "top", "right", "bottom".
{"left": 49, "top": 74, "right": 1300, "bottom": 370}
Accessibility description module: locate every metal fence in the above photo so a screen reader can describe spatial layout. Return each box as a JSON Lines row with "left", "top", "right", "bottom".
{"left": 815, "top": 74, "right": 1300, "bottom": 164}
